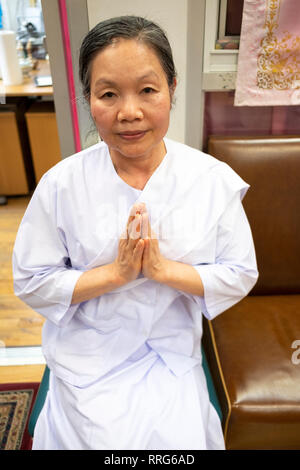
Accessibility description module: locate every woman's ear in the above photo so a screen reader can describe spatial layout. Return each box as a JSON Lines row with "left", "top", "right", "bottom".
{"left": 169, "top": 77, "right": 177, "bottom": 108}
{"left": 170, "top": 77, "right": 177, "bottom": 96}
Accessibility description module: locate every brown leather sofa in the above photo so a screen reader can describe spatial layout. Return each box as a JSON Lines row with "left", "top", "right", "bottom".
{"left": 203, "top": 136, "right": 300, "bottom": 450}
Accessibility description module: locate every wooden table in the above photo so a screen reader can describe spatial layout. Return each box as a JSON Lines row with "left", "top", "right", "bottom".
{"left": 0, "top": 59, "right": 53, "bottom": 97}
{"left": 0, "top": 60, "right": 61, "bottom": 197}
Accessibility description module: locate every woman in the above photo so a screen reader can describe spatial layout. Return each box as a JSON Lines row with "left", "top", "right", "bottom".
{"left": 13, "top": 16, "right": 258, "bottom": 450}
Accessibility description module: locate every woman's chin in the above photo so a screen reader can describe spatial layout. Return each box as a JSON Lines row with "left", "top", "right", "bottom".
{"left": 109, "top": 143, "right": 155, "bottom": 161}
{"left": 108, "top": 136, "right": 167, "bottom": 162}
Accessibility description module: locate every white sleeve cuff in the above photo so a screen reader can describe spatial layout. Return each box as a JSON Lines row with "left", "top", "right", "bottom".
{"left": 15, "top": 268, "right": 84, "bottom": 327}
{"left": 192, "top": 263, "right": 258, "bottom": 321}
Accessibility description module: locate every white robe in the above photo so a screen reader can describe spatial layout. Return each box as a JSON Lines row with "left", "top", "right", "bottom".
{"left": 12, "top": 138, "right": 258, "bottom": 450}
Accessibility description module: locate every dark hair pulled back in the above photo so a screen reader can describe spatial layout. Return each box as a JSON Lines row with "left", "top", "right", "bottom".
{"left": 79, "top": 15, "right": 177, "bottom": 100}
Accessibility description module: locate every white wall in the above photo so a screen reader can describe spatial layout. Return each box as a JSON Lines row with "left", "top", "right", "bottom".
{"left": 87, "top": 0, "right": 188, "bottom": 144}
{"left": 1, "top": 0, "right": 18, "bottom": 31}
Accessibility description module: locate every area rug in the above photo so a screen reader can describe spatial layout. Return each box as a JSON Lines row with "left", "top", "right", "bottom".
{"left": 0, "top": 382, "right": 39, "bottom": 450}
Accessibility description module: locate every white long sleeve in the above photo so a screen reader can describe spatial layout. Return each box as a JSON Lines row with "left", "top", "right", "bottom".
{"left": 193, "top": 192, "right": 258, "bottom": 320}
{"left": 12, "top": 172, "right": 84, "bottom": 326}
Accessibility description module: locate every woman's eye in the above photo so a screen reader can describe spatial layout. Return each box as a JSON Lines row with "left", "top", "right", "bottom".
{"left": 143, "top": 87, "right": 155, "bottom": 94}
{"left": 102, "top": 91, "right": 115, "bottom": 99}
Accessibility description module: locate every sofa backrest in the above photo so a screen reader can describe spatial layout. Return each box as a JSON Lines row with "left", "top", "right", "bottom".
{"left": 208, "top": 136, "right": 300, "bottom": 295}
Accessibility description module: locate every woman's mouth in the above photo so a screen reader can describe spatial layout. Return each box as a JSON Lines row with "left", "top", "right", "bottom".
{"left": 118, "top": 130, "right": 147, "bottom": 141}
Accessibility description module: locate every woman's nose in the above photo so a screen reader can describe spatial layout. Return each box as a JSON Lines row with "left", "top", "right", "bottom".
{"left": 117, "top": 96, "right": 143, "bottom": 122}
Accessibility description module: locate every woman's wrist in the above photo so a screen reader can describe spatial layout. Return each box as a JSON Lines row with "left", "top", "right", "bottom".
{"left": 153, "top": 258, "right": 204, "bottom": 297}
{"left": 71, "top": 262, "right": 128, "bottom": 305}
{"left": 109, "top": 261, "right": 131, "bottom": 288}
{"left": 152, "top": 257, "right": 172, "bottom": 284}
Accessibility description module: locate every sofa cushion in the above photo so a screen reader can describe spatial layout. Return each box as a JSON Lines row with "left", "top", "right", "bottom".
{"left": 203, "top": 295, "right": 300, "bottom": 449}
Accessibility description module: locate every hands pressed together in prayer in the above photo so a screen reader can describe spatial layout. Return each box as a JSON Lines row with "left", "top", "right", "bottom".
{"left": 112, "top": 203, "right": 167, "bottom": 284}
{"left": 71, "top": 203, "right": 204, "bottom": 305}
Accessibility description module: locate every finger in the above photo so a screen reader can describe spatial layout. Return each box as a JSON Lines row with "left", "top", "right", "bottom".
{"left": 129, "top": 202, "right": 146, "bottom": 217}
{"left": 126, "top": 214, "right": 136, "bottom": 238}
{"left": 133, "top": 238, "right": 144, "bottom": 258}
{"left": 150, "top": 227, "right": 158, "bottom": 240}
{"left": 141, "top": 212, "right": 158, "bottom": 239}
{"left": 126, "top": 216, "right": 139, "bottom": 239}
{"left": 147, "top": 217, "right": 157, "bottom": 240}
{"left": 139, "top": 202, "right": 147, "bottom": 214}
{"left": 141, "top": 212, "right": 149, "bottom": 239}
{"left": 128, "top": 214, "right": 141, "bottom": 241}
{"left": 120, "top": 229, "right": 127, "bottom": 240}
{"left": 126, "top": 204, "right": 145, "bottom": 238}
{"left": 126, "top": 205, "right": 140, "bottom": 237}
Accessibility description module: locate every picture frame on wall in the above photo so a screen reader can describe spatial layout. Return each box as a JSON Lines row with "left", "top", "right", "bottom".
{"left": 216, "top": 0, "right": 244, "bottom": 49}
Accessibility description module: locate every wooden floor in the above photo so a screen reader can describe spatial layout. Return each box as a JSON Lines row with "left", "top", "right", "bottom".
{"left": 0, "top": 196, "right": 45, "bottom": 384}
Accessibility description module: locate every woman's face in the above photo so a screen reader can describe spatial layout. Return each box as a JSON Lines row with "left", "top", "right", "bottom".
{"left": 89, "top": 39, "right": 175, "bottom": 163}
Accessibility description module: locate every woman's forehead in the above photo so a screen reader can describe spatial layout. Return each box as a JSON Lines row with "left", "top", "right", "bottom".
{"left": 90, "top": 39, "right": 165, "bottom": 82}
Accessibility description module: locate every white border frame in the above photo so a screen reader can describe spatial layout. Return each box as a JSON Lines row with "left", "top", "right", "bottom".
{"left": 202, "top": 0, "right": 238, "bottom": 91}
{"left": 218, "top": 0, "right": 241, "bottom": 41}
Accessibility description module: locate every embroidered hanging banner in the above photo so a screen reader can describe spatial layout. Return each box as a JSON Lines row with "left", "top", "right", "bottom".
{"left": 234, "top": 0, "right": 300, "bottom": 106}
